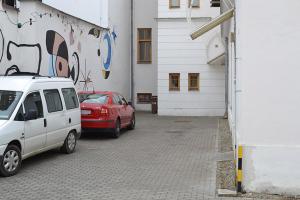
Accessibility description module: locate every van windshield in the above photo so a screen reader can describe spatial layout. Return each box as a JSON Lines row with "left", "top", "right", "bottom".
{"left": 0, "top": 91, "right": 23, "bottom": 120}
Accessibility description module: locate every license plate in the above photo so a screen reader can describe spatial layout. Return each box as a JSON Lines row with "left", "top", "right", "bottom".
{"left": 81, "top": 110, "right": 91, "bottom": 115}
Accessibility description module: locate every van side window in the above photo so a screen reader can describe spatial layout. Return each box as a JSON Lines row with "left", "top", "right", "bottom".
{"left": 44, "top": 90, "right": 63, "bottom": 113}
{"left": 62, "top": 88, "right": 79, "bottom": 110}
{"left": 24, "top": 92, "right": 44, "bottom": 119}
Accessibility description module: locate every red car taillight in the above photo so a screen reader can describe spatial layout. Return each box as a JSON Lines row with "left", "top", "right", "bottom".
{"left": 100, "top": 107, "right": 108, "bottom": 115}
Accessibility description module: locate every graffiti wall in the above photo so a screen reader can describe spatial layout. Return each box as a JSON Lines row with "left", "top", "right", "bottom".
{"left": 0, "top": 0, "right": 131, "bottom": 99}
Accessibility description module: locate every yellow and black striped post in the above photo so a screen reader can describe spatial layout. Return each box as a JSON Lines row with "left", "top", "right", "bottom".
{"left": 237, "top": 145, "right": 243, "bottom": 192}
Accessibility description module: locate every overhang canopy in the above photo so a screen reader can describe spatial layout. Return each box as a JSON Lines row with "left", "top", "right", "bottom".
{"left": 190, "top": 8, "right": 234, "bottom": 40}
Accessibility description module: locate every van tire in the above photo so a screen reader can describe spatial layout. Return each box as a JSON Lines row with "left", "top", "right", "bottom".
{"left": 61, "top": 131, "right": 77, "bottom": 154}
{"left": 112, "top": 119, "right": 121, "bottom": 138}
{"left": 0, "top": 145, "right": 22, "bottom": 177}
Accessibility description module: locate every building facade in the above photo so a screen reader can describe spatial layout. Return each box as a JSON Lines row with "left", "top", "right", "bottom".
{"left": 132, "top": 0, "right": 158, "bottom": 111}
{"left": 227, "top": 0, "right": 300, "bottom": 195}
{"left": 192, "top": 0, "right": 300, "bottom": 195}
{"left": 157, "top": 0, "right": 226, "bottom": 116}
{"left": 0, "top": 0, "right": 131, "bottom": 99}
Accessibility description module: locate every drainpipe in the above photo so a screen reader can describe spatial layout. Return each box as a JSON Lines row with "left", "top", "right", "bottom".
{"left": 224, "top": 37, "right": 229, "bottom": 119}
{"left": 130, "top": 0, "right": 134, "bottom": 106}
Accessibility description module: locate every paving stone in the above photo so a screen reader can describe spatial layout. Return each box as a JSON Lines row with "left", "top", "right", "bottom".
{"left": 0, "top": 112, "right": 263, "bottom": 200}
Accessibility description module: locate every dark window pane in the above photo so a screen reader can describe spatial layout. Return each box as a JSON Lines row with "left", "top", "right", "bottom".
{"left": 24, "top": 92, "right": 43, "bottom": 119}
{"left": 62, "top": 88, "right": 79, "bottom": 110}
{"left": 170, "top": 0, "right": 180, "bottom": 7}
{"left": 44, "top": 90, "right": 63, "bottom": 113}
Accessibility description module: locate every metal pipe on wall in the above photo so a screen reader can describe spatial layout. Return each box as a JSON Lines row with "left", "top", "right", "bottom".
{"left": 130, "top": 0, "right": 134, "bottom": 106}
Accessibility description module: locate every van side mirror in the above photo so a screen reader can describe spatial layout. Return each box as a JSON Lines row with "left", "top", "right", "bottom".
{"left": 25, "top": 110, "right": 38, "bottom": 121}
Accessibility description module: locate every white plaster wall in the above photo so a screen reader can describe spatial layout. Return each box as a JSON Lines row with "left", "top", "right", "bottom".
{"left": 158, "top": 0, "right": 219, "bottom": 19}
{"left": 0, "top": 2, "right": 19, "bottom": 71}
{"left": 133, "top": 0, "right": 158, "bottom": 111}
{"left": 0, "top": 0, "right": 131, "bottom": 100}
{"left": 42, "top": 0, "right": 109, "bottom": 27}
{"left": 234, "top": 0, "right": 300, "bottom": 195}
{"left": 157, "top": 20, "right": 225, "bottom": 116}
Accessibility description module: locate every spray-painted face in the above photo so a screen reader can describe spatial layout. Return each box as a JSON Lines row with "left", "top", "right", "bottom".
{"left": 46, "top": 30, "right": 70, "bottom": 78}
{"left": 46, "top": 30, "right": 80, "bottom": 84}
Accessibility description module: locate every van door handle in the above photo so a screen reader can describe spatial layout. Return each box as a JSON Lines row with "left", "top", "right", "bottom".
{"left": 44, "top": 119, "right": 47, "bottom": 127}
{"left": 69, "top": 118, "right": 71, "bottom": 124}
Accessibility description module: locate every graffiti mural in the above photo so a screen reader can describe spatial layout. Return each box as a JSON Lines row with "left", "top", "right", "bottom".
{"left": 102, "top": 32, "right": 112, "bottom": 79}
{"left": 6, "top": 41, "right": 42, "bottom": 75}
{"left": 88, "top": 28, "right": 101, "bottom": 38}
{"left": 80, "top": 60, "right": 93, "bottom": 91}
{"left": 46, "top": 30, "right": 79, "bottom": 83}
{"left": 0, "top": 28, "right": 4, "bottom": 63}
{"left": 89, "top": 27, "right": 117, "bottom": 80}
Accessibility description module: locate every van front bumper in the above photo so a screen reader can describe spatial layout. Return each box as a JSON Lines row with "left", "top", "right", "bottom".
{"left": 0, "top": 144, "right": 7, "bottom": 156}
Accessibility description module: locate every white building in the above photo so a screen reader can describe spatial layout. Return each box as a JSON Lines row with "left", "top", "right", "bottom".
{"left": 157, "top": 0, "right": 226, "bottom": 116}
{"left": 0, "top": 0, "right": 131, "bottom": 99}
{"left": 132, "top": 0, "right": 158, "bottom": 111}
{"left": 192, "top": 0, "right": 300, "bottom": 195}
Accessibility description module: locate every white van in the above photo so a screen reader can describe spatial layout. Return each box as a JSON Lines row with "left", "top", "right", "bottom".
{"left": 0, "top": 76, "right": 81, "bottom": 177}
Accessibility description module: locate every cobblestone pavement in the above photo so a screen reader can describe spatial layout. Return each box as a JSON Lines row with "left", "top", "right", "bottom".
{"left": 0, "top": 112, "right": 258, "bottom": 200}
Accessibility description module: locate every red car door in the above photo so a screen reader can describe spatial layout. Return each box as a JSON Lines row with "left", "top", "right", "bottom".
{"left": 112, "top": 94, "right": 126, "bottom": 126}
{"left": 118, "top": 94, "right": 132, "bottom": 125}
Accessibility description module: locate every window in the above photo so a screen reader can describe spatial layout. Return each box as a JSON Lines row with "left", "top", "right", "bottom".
{"left": 14, "top": 105, "right": 24, "bottom": 121}
{"left": 24, "top": 92, "right": 44, "bottom": 119}
{"left": 188, "top": 73, "right": 200, "bottom": 91}
{"left": 169, "top": 73, "right": 180, "bottom": 91}
{"left": 188, "top": 0, "right": 200, "bottom": 8}
{"left": 0, "top": 90, "right": 22, "bottom": 120}
{"left": 113, "top": 95, "right": 122, "bottom": 105}
{"left": 169, "top": 0, "right": 180, "bottom": 8}
{"left": 137, "top": 93, "right": 152, "bottom": 104}
{"left": 44, "top": 90, "right": 63, "bottom": 113}
{"left": 118, "top": 95, "right": 128, "bottom": 105}
{"left": 81, "top": 94, "right": 108, "bottom": 104}
{"left": 137, "top": 28, "right": 152, "bottom": 64}
{"left": 62, "top": 88, "right": 79, "bottom": 110}
{"left": 3, "top": 0, "right": 16, "bottom": 7}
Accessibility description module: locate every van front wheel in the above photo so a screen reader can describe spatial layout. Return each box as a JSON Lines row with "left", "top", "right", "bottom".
{"left": 61, "top": 131, "right": 77, "bottom": 154}
{"left": 0, "top": 145, "right": 22, "bottom": 177}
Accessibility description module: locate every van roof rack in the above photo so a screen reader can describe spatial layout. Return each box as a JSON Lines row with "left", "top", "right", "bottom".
{"left": 6, "top": 72, "right": 69, "bottom": 80}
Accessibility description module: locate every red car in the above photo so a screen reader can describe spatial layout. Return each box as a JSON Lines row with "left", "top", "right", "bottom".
{"left": 78, "top": 91, "right": 135, "bottom": 138}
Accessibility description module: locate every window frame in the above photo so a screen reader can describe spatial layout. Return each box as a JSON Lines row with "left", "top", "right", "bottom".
{"left": 137, "top": 93, "right": 152, "bottom": 104}
{"left": 137, "top": 28, "right": 152, "bottom": 64}
{"left": 43, "top": 89, "right": 64, "bottom": 113}
{"left": 169, "top": 0, "right": 180, "bottom": 8}
{"left": 188, "top": 0, "right": 200, "bottom": 8}
{"left": 188, "top": 73, "right": 200, "bottom": 91}
{"left": 23, "top": 91, "right": 44, "bottom": 119}
{"left": 169, "top": 73, "right": 180, "bottom": 91}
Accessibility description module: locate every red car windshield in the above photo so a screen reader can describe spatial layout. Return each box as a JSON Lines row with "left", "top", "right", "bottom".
{"left": 79, "top": 93, "right": 108, "bottom": 104}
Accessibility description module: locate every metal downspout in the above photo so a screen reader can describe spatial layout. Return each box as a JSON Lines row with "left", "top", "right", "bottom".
{"left": 130, "top": 0, "right": 134, "bottom": 106}
{"left": 224, "top": 37, "right": 229, "bottom": 119}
